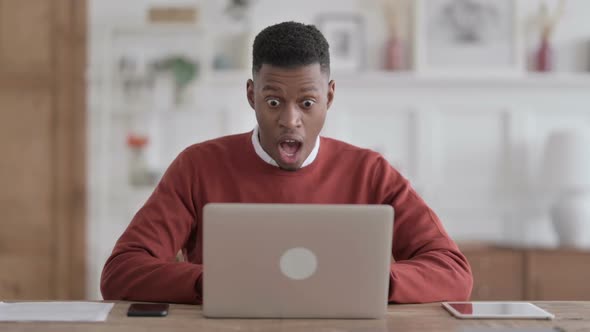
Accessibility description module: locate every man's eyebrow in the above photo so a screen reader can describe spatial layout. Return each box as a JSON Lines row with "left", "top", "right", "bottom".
{"left": 262, "top": 85, "right": 282, "bottom": 92}
{"left": 300, "top": 86, "right": 320, "bottom": 93}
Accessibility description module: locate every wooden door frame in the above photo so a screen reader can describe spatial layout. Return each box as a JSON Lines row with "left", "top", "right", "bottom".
{"left": 53, "top": 0, "right": 87, "bottom": 299}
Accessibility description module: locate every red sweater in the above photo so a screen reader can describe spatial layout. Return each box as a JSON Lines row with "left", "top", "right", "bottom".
{"left": 101, "top": 132, "right": 472, "bottom": 304}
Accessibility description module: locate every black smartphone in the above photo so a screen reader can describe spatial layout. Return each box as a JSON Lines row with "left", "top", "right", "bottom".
{"left": 127, "top": 303, "right": 169, "bottom": 317}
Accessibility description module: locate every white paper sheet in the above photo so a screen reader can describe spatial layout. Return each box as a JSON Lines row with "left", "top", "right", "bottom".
{"left": 0, "top": 301, "right": 114, "bottom": 322}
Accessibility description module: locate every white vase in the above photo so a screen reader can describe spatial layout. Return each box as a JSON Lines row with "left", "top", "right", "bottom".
{"left": 550, "top": 190, "right": 590, "bottom": 249}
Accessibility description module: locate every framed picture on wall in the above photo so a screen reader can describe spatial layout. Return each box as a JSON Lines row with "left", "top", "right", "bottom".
{"left": 414, "top": 0, "right": 524, "bottom": 76}
{"left": 316, "top": 14, "right": 365, "bottom": 72}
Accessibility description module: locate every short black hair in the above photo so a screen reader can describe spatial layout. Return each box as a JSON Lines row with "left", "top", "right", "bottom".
{"left": 252, "top": 21, "right": 330, "bottom": 76}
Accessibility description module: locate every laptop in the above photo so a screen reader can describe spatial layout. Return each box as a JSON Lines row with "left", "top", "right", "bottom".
{"left": 202, "top": 203, "right": 394, "bottom": 319}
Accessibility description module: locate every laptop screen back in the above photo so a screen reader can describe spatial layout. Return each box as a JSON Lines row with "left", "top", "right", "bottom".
{"left": 202, "top": 203, "right": 394, "bottom": 319}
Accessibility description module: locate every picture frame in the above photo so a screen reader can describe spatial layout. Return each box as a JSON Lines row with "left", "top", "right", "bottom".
{"left": 413, "top": 0, "right": 524, "bottom": 76}
{"left": 316, "top": 14, "right": 366, "bottom": 72}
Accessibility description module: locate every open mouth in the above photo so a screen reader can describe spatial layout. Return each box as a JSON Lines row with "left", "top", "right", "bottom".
{"left": 277, "top": 138, "right": 303, "bottom": 165}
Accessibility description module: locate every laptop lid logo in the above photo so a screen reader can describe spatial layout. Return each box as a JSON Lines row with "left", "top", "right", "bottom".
{"left": 279, "top": 247, "right": 318, "bottom": 280}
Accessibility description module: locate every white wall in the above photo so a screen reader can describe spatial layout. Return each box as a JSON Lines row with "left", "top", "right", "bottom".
{"left": 87, "top": 0, "right": 590, "bottom": 299}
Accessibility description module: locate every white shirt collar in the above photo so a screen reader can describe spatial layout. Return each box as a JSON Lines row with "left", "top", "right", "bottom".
{"left": 251, "top": 126, "right": 320, "bottom": 168}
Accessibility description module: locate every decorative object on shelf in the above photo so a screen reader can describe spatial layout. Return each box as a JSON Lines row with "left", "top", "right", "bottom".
{"left": 224, "top": 0, "right": 255, "bottom": 21}
{"left": 384, "top": 36, "right": 404, "bottom": 71}
{"left": 414, "top": 0, "right": 523, "bottom": 76}
{"left": 147, "top": 6, "right": 198, "bottom": 24}
{"left": 127, "top": 134, "right": 158, "bottom": 188}
{"left": 109, "top": 25, "right": 208, "bottom": 111}
{"left": 316, "top": 14, "right": 366, "bottom": 72}
{"left": 531, "top": 0, "right": 566, "bottom": 72}
{"left": 542, "top": 128, "right": 590, "bottom": 249}
{"left": 213, "top": 54, "right": 234, "bottom": 71}
{"left": 118, "top": 54, "right": 153, "bottom": 103}
{"left": 212, "top": 0, "right": 256, "bottom": 71}
{"left": 152, "top": 56, "right": 199, "bottom": 106}
{"left": 382, "top": 0, "right": 406, "bottom": 71}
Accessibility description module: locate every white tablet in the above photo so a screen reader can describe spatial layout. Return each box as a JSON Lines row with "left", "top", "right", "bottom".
{"left": 442, "top": 302, "right": 555, "bottom": 320}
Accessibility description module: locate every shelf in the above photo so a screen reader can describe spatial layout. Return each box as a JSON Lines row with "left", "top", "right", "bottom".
{"left": 340, "top": 72, "right": 590, "bottom": 89}
{"left": 108, "top": 106, "right": 201, "bottom": 116}
{"left": 207, "top": 70, "right": 252, "bottom": 83}
{"left": 96, "top": 70, "right": 590, "bottom": 118}
{"left": 206, "top": 70, "right": 590, "bottom": 89}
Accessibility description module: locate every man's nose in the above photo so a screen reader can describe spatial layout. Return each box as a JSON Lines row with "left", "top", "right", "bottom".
{"left": 278, "top": 104, "right": 302, "bottom": 129}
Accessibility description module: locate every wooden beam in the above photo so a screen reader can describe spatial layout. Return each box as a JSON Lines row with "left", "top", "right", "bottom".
{"left": 70, "top": 0, "right": 88, "bottom": 300}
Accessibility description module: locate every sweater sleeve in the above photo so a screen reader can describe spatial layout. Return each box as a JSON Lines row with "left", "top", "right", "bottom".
{"left": 100, "top": 149, "right": 203, "bottom": 304}
{"left": 372, "top": 157, "right": 473, "bottom": 303}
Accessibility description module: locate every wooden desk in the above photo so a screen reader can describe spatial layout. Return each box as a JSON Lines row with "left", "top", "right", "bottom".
{"left": 1, "top": 302, "right": 588, "bottom": 332}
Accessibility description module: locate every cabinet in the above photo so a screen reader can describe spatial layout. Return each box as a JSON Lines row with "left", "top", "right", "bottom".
{"left": 526, "top": 249, "right": 590, "bottom": 300}
{"left": 460, "top": 244, "right": 590, "bottom": 301}
{"left": 461, "top": 245, "right": 525, "bottom": 300}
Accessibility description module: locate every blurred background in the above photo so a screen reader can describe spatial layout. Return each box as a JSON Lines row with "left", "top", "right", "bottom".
{"left": 2, "top": 0, "right": 590, "bottom": 302}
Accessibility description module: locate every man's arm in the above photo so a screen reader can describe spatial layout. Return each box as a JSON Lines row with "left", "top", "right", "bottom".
{"left": 387, "top": 193, "right": 473, "bottom": 303}
{"left": 101, "top": 150, "right": 203, "bottom": 304}
{"left": 372, "top": 157, "right": 473, "bottom": 303}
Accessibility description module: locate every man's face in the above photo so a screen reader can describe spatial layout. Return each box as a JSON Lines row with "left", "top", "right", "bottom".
{"left": 247, "top": 64, "right": 335, "bottom": 171}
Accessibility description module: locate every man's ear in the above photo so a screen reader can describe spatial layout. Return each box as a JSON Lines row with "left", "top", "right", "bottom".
{"left": 326, "top": 80, "right": 335, "bottom": 110}
{"left": 246, "top": 79, "right": 255, "bottom": 110}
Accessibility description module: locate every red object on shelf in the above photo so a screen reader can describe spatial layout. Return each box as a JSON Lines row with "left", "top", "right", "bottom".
{"left": 535, "top": 36, "right": 553, "bottom": 72}
{"left": 127, "top": 134, "right": 149, "bottom": 149}
{"left": 384, "top": 36, "right": 403, "bottom": 71}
